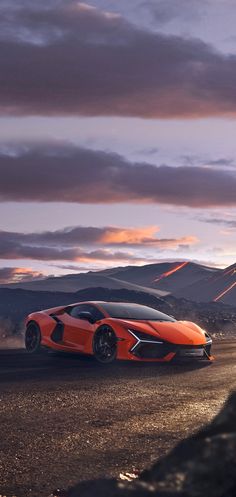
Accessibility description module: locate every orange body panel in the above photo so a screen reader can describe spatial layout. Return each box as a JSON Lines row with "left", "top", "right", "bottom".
{"left": 26, "top": 301, "right": 213, "bottom": 362}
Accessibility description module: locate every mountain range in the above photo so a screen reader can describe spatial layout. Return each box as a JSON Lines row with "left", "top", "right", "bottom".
{"left": 1, "top": 261, "right": 235, "bottom": 306}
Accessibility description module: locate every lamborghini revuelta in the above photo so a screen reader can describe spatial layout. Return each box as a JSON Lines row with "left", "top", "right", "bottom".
{"left": 25, "top": 301, "right": 213, "bottom": 363}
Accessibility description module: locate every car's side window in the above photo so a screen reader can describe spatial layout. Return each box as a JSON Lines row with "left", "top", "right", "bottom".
{"left": 69, "top": 305, "right": 83, "bottom": 318}
{"left": 69, "top": 304, "right": 104, "bottom": 322}
{"left": 86, "top": 305, "right": 104, "bottom": 322}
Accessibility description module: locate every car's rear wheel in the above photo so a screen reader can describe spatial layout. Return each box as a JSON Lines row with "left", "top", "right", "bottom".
{"left": 25, "top": 322, "right": 41, "bottom": 354}
{"left": 93, "top": 326, "right": 117, "bottom": 364}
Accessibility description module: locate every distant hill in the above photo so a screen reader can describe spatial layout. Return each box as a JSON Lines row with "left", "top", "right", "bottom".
{"left": 0, "top": 286, "right": 169, "bottom": 327}
{"left": 0, "top": 286, "right": 236, "bottom": 337}
{"left": 176, "top": 263, "right": 236, "bottom": 305}
{"left": 107, "top": 261, "right": 218, "bottom": 293}
{"left": 0, "top": 271, "right": 168, "bottom": 297}
{"left": 0, "top": 261, "right": 218, "bottom": 297}
{"left": 1, "top": 260, "right": 236, "bottom": 305}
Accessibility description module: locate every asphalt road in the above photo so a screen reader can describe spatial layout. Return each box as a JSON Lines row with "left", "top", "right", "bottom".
{"left": 0, "top": 341, "right": 236, "bottom": 497}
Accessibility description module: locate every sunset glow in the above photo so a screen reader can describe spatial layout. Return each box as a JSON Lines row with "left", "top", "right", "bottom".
{"left": 0, "top": 0, "right": 235, "bottom": 281}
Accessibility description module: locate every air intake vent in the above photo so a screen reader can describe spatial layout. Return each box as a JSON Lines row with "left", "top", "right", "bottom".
{"left": 50, "top": 315, "right": 64, "bottom": 343}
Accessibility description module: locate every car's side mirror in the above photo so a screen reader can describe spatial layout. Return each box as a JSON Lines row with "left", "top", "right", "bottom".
{"left": 77, "top": 311, "right": 95, "bottom": 324}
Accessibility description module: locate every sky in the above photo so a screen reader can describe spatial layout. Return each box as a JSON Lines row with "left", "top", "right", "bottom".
{"left": 0, "top": 0, "right": 236, "bottom": 283}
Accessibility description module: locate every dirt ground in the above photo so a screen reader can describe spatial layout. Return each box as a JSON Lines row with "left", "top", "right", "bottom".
{"left": 0, "top": 340, "right": 236, "bottom": 497}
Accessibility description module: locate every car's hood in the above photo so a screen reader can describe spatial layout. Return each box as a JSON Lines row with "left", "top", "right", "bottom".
{"left": 116, "top": 319, "right": 206, "bottom": 345}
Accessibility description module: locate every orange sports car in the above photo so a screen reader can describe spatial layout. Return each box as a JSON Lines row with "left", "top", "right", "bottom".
{"left": 25, "top": 301, "right": 213, "bottom": 363}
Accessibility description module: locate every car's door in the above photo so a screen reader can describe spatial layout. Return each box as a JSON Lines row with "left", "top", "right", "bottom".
{"left": 60, "top": 304, "right": 103, "bottom": 352}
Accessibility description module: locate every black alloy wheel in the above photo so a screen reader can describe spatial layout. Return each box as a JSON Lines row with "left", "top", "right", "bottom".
{"left": 93, "top": 326, "right": 117, "bottom": 364}
{"left": 25, "top": 322, "right": 41, "bottom": 354}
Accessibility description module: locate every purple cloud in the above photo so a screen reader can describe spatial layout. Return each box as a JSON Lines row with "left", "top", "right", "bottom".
{"left": 0, "top": 225, "right": 196, "bottom": 247}
{"left": 0, "top": 143, "right": 236, "bottom": 207}
{"left": 141, "top": 0, "right": 205, "bottom": 24}
{"left": 0, "top": 224, "right": 197, "bottom": 263}
{"left": 0, "top": 2, "right": 236, "bottom": 117}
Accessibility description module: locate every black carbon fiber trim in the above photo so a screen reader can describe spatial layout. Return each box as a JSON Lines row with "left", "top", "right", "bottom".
{"left": 50, "top": 315, "right": 64, "bottom": 343}
{"left": 131, "top": 340, "right": 211, "bottom": 359}
{"left": 132, "top": 342, "right": 172, "bottom": 359}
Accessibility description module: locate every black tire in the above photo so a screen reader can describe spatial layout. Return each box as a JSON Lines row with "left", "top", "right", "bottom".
{"left": 93, "top": 325, "right": 117, "bottom": 364}
{"left": 25, "top": 322, "right": 41, "bottom": 354}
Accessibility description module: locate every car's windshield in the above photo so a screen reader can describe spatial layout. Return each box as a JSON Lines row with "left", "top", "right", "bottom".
{"left": 100, "top": 303, "right": 175, "bottom": 322}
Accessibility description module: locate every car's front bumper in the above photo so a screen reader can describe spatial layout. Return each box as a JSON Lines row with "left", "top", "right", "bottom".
{"left": 129, "top": 340, "right": 213, "bottom": 361}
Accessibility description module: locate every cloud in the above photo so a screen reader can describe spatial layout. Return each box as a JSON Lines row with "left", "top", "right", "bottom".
{"left": 205, "top": 159, "right": 235, "bottom": 168}
{"left": 52, "top": 263, "right": 105, "bottom": 272}
{"left": 0, "top": 143, "right": 236, "bottom": 207}
{"left": 0, "top": 236, "right": 144, "bottom": 263}
{"left": 201, "top": 217, "right": 236, "bottom": 229}
{"left": 178, "top": 155, "right": 235, "bottom": 170}
{"left": 137, "top": 147, "right": 159, "bottom": 156}
{"left": 141, "top": 0, "right": 205, "bottom": 24}
{"left": 1, "top": 1, "right": 236, "bottom": 117}
{"left": 100, "top": 227, "right": 198, "bottom": 247}
{"left": 5, "top": 224, "right": 196, "bottom": 248}
{"left": 0, "top": 267, "right": 45, "bottom": 284}
{"left": 0, "top": 225, "right": 197, "bottom": 264}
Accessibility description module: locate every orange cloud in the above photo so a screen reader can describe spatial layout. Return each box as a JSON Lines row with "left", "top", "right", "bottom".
{"left": 101, "top": 226, "right": 160, "bottom": 245}
{"left": 101, "top": 226, "right": 198, "bottom": 248}
{"left": 0, "top": 267, "right": 45, "bottom": 284}
{"left": 0, "top": 226, "right": 198, "bottom": 270}
{"left": 74, "top": 249, "right": 146, "bottom": 264}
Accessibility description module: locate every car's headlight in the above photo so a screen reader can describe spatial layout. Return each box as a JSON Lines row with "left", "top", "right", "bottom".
{"left": 128, "top": 329, "right": 164, "bottom": 343}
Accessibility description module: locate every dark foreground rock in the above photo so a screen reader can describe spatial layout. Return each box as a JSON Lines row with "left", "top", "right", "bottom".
{"left": 61, "top": 391, "right": 236, "bottom": 497}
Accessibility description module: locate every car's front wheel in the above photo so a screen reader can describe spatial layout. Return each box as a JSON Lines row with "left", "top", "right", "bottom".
{"left": 93, "top": 325, "right": 117, "bottom": 364}
{"left": 25, "top": 322, "right": 41, "bottom": 354}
